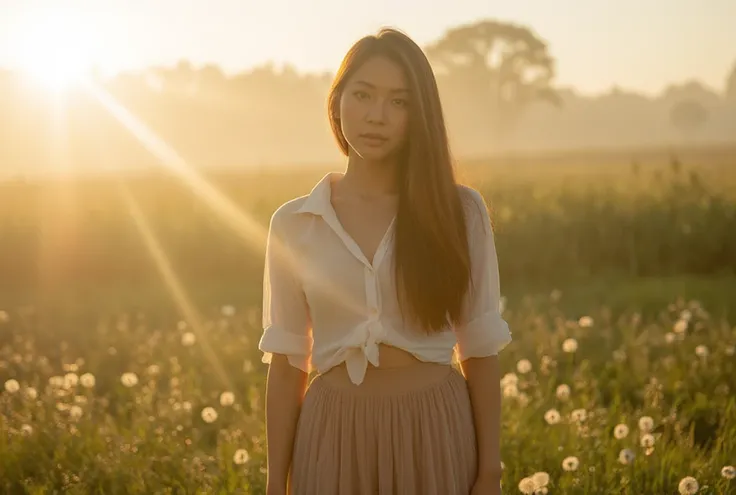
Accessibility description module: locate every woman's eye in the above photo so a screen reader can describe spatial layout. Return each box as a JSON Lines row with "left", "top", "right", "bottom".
{"left": 354, "top": 90, "right": 369, "bottom": 100}
{"left": 392, "top": 98, "right": 408, "bottom": 107}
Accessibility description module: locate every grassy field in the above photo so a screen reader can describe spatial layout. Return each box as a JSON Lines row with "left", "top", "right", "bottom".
{"left": 1, "top": 148, "right": 735, "bottom": 493}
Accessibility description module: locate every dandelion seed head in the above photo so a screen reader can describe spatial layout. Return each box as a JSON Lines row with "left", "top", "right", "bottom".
{"left": 503, "top": 384, "right": 519, "bottom": 398}
{"left": 219, "top": 391, "right": 235, "bottom": 406}
{"left": 578, "top": 316, "right": 593, "bottom": 327}
{"left": 562, "top": 338, "right": 578, "bottom": 353}
{"left": 69, "top": 405, "right": 83, "bottom": 420}
{"left": 673, "top": 319, "right": 688, "bottom": 334}
{"left": 556, "top": 384, "right": 571, "bottom": 401}
{"left": 665, "top": 332, "right": 676, "bottom": 344}
{"left": 618, "top": 448, "right": 635, "bottom": 465}
{"left": 638, "top": 416, "right": 654, "bottom": 433}
{"left": 518, "top": 477, "right": 535, "bottom": 494}
{"left": 544, "top": 409, "right": 561, "bottom": 425}
{"left": 562, "top": 456, "right": 579, "bottom": 471}
{"left": 500, "top": 373, "right": 518, "bottom": 387}
{"left": 531, "top": 471, "right": 550, "bottom": 488}
{"left": 678, "top": 476, "right": 699, "bottom": 495}
{"left": 20, "top": 424, "right": 33, "bottom": 435}
{"left": 4, "top": 379, "right": 19, "bottom": 393}
{"left": 695, "top": 345, "right": 708, "bottom": 358}
{"left": 23, "top": 387, "right": 37, "bottom": 400}
{"left": 80, "top": 373, "right": 96, "bottom": 388}
{"left": 121, "top": 372, "right": 138, "bottom": 388}
{"left": 721, "top": 465, "right": 735, "bottom": 479}
{"left": 640, "top": 433, "right": 655, "bottom": 448}
{"left": 201, "top": 406, "right": 218, "bottom": 423}
{"left": 516, "top": 359, "right": 532, "bottom": 374}
{"left": 233, "top": 448, "right": 250, "bottom": 465}
{"left": 571, "top": 408, "right": 587, "bottom": 423}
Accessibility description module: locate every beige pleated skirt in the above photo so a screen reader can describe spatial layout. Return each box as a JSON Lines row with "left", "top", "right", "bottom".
{"left": 290, "top": 361, "right": 478, "bottom": 495}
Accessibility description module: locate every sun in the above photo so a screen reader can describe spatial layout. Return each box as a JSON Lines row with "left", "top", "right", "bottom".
{"left": 10, "top": 10, "right": 93, "bottom": 92}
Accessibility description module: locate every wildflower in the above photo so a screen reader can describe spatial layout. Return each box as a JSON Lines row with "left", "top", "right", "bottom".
{"left": 500, "top": 373, "right": 518, "bottom": 387}
{"left": 556, "top": 384, "right": 571, "bottom": 401}
{"left": 49, "top": 376, "right": 65, "bottom": 388}
{"left": 503, "top": 384, "right": 519, "bottom": 398}
{"left": 518, "top": 477, "right": 535, "bottom": 494}
{"left": 219, "top": 391, "right": 235, "bottom": 407}
{"left": 571, "top": 408, "right": 587, "bottom": 423}
{"left": 680, "top": 309, "right": 692, "bottom": 322}
{"left": 181, "top": 332, "right": 196, "bottom": 347}
{"left": 695, "top": 345, "right": 708, "bottom": 358}
{"left": 516, "top": 359, "right": 532, "bottom": 374}
{"left": 201, "top": 407, "right": 218, "bottom": 423}
{"left": 182, "top": 401, "right": 192, "bottom": 412}
{"left": 233, "top": 448, "right": 250, "bottom": 465}
{"left": 618, "top": 448, "right": 635, "bottom": 465}
{"left": 562, "top": 456, "right": 579, "bottom": 471}
{"left": 147, "top": 364, "right": 160, "bottom": 376}
{"left": 4, "top": 379, "right": 19, "bottom": 393}
{"left": 578, "top": 316, "right": 593, "bottom": 327}
{"left": 562, "top": 338, "right": 578, "bottom": 353}
{"left": 531, "top": 472, "right": 550, "bottom": 489}
{"left": 69, "top": 405, "right": 83, "bottom": 420}
{"left": 20, "top": 424, "right": 33, "bottom": 435}
{"left": 673, "top": 319, "right": 688, "bottom": 334}
{"left": 121, "top": 372, "right": 139, "bottom": 388}
{"left": 665, "top": 332, "right": 676, "bottom": 343}
{"left": 640, "top": 433, "right": 655, "bottom": 448}
{"left": 63, "top": 373, "right": 79, "bottom": 388}
{"left": 721, "top": 465, "right": 735, "bottom": 479}
{"left": 638, "top": 416, "right": 654, "bottom": 433}
{"left": 23, "top": 387, "right": 37, "bottom": 400}
{"left": 80, "top": 373, "right": 96, "bottom": 388}
{"left": 544, "top": 409, "right": 561, "bottom": 425}
{"left": 678, "top": 476, "right": 699, "bottom": 494}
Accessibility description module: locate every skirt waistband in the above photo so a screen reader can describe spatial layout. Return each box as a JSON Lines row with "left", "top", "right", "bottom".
{"left": 313, "top": 361, "right": 459, "bottom": 397}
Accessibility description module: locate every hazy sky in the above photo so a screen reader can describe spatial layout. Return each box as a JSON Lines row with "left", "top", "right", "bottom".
{"left": 0, "top": 0, "right": 734, "bottom": 96}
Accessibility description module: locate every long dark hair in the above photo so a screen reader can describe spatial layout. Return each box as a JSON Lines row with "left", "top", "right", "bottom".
{"left": 327, "top": 27, "right": 472, "bottom": 333}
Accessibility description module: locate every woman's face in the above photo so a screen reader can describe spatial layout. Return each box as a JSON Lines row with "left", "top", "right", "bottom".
{"left": 339, "top": 55, "right": 411, "bottom": 163}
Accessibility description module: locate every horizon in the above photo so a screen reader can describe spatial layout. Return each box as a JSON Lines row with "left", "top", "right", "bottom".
{"left": 0, "top": 0, "right": 735, "bottom": 97}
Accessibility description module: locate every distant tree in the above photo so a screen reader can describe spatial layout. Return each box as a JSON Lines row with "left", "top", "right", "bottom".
{"left": 425, "top": 20, "right": 559, "bottom": 136}
{"left": 669, "top": 99, "right": 709, "bottom": 140}
{"left": 725, "top": 61, "right": 736, "bottom": 101}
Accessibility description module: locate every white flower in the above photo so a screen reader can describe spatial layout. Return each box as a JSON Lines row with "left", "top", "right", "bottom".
{"left": 562, "top": 338, "right": 578, "bottom": 353}
{"left": 721, "top": 465, "right": 735, "bottom": 479}
{"left": 614, "top": 423, "right": 630, "bottom": 439}
{"left": 638, "top": 416, "right": 654, "bottom": 433}
{"left": 695, "top": 345, "right": 708, "bottom": 358}
{"left": 20, "top": 424, "right": 33, "bottom": 436}
{"left": 69, "top": 405, "right": 83, "bottom": 420}
{"left": 147, "top": 364, "right": 160, "bottom": 376}
{"left": 640, "top": 433, "right": 655, "bottom": 448}
{"left": 544, "top": 409, "right": 561, "bottom": 425}
{"left": 201, "top": 406, "right": 218, "bottom": 423}
{"left": 503, "top": 384, "right": 519, "bottom": 398}
{"left": 578, "top": 316, "right": 593, "bottom": 328}
{"left": 63, "top": 373, "right": 79, "bottom": 388}
{"left": 516, "top": 359, "right": 532, "bottom": 374}
{"left": 4, "top": 379, "right": 19, "bottom": 393}
{"left": 665, "top": 332, "right": 676, "bottom": 344}
{"left": 219, "top": 391, "right": 235, "bottom": 407}
{"left": 618, "top": 448, "right": 635, "bottom": 465}
{"left": 570, "top": 408, "right": 587, "bottom": 423}
{"left": 80, "top": 373, "right": 96, "bottom": 388}
{"left": 673, "top": 319, "right": 688, "bottom": 334}
{"left": 531, "top": 471, "right": 549, "bottom": 488}
{"left": 23, "top": 387, "right": 37, "bottom": 400}
{"left": 518, "top": 477, "right": 535, "bottom": 494}
{"left": 233, "top": 448, "right": 250, "bottom": 465}
{"left": 120, "top": 372, "right": 138, "bottom": 388}
{"left": 562, "top": 456, "right": 579, "bottom": 471}
{"left": 500, "top": 373, "right": 518, "bottom": 387}
{"left": 49, "top": 376, "right": 65, "bottom": 388}
{"left": 680, "top": 309, "right": 692, "bottom": 322}
{"left": 556, "top": 384, "right": 571, "bottom": 401}
{"left": 181, "top": 332, "right": 196, "bottom": 346}
{"left": 678, "top": 476, "right": 699, "bottom": 495}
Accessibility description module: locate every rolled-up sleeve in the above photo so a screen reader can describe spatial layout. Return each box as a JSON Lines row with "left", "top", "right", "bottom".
{"left": 258, "top": 210, "right": 312, "bottom": 372}
{"left": 454, "top": 189, "right": 512, "bottom": 361}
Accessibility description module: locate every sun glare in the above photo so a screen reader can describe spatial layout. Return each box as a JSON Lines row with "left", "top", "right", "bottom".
{"left": 10, "top": 10, "right": 93, "bottom": 92}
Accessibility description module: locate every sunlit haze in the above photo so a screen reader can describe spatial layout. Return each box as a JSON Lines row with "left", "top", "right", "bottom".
{"left": 1, "top": 0, "right": 734, "bottom": 95}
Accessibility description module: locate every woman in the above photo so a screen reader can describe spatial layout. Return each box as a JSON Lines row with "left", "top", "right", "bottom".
{"left": 258, "top": 27, "right": 512, "bottom": 495}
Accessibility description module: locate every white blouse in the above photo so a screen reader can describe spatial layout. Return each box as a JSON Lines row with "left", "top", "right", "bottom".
{"left": 258, "top": 172, "right": 512, "bottom": 385}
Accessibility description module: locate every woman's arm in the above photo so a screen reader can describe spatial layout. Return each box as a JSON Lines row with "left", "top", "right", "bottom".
{"left": 265, "top": 354, "right": 309, "bottom": 494}
{"left": 460, "top": 355, "right": 503, "bottom": 482}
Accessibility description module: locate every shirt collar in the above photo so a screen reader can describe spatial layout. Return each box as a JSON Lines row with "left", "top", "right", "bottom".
{"left": 294, "top": 172, "right": 343, "bottom": 216}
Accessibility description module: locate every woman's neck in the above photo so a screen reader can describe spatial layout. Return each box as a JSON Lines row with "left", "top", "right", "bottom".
{"left": 336, "top": 154, "right": 399, "bottom": 199}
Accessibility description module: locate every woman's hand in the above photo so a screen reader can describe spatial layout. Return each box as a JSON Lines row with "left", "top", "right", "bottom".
{"left": 470, "top": 473, "right": 502, "bottom": 495}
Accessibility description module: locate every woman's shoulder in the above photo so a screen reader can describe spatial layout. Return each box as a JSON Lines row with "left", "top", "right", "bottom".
{"left": 456, "top": 183, "right": 490, "bottom": 226}
{"left": 267, "top": 195, "right": 310, "bottom": 234}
